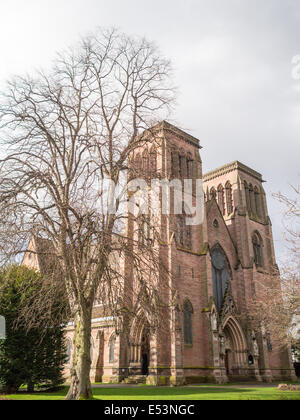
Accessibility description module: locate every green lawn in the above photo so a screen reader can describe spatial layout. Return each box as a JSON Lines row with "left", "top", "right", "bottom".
{"left": 1, "top": 385, "right": 300, "bottom": 400}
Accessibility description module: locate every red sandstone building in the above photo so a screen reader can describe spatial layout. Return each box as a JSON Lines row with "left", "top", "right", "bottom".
{"left": 23, "top": 121, "right": 296, "bottom": 385}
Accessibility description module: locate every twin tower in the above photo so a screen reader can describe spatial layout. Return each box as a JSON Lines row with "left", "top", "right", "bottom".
{"left": 63, "top": 121, "right": 295, "bottom": 385}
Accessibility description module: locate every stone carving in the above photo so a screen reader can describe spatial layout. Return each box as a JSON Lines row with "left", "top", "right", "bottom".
{"left": 251, "top": 331, "right": 259, "bottom": 356}
{"left": 221, "top": 287, "right": 237, "bottom": 318}
{"left": 211, "top": 312, "right": 218, "bottom": 331}
{"left": 219, "top": 334, "right": 225, "bottom": 355}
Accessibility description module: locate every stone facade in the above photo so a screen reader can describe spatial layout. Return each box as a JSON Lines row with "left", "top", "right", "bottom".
{"left": 24, "top": 121, "right": 297, "bottom": 385}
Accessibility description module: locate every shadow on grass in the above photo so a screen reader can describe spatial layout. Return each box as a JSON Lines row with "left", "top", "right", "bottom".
{"left": 5, "top": 385, "right": 300, "bottom": 400}
{"left": 88, "top": 387, "right": 255, "bottom": 400}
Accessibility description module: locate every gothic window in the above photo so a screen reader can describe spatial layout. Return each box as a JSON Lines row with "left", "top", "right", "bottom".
{"left": 244, "top": 181, "right": 250, "bottom": 213}
{"left": 171, "top": 151, "right": 178, "bottom": 178}
{"left": 176, "top": 215, "right": 192, "bottom": 250}
{"left": 211, "top": 247, "right": 231, "bottom": 312}
{"left": 176, "top": 215, "right": 185, "bottom": 247}
{"left": 254, "top": 187, "right": 262, "bottom": 219}
{"left": 179, "top": 155, "right": 186, "bottom": 178}
{"left": 142, "top": 150, "right": 149, "bottom": 179}
{"left": 225, "top": 182, "right": 234, "bottom": 215}
{"left": 249, "top": 184, "right": 256, "bottom": 216}
{"left": 186, "top": 224, "right": 192, "bottom": 249}
{"left": 217, "top": 185, "right": 225, "bottom": 215}
{"left": 183, "top": 300, "right": 193, "bottom": 345}
{"left": 210, "top": 187, "right": 217, "bottom": 200}
{"left": 150, "top": 148, "right": 157, "bottom": 176}
{"left": 266, "top": 332, "right": 273, "bottom": 352}
{"left": 213, "top": 219, "right": 219, "bottom": 229}
{"left": 253, "top": 233, "right": 263, "bottom": 267}
{"left": 135, "top": 154, "right": 142, "bottom": 177}
{"left": 109, "top": 334, "right": 116, "bottom": 364}
{"left": 187, "top": 159, "right": 194, "bottom": 179}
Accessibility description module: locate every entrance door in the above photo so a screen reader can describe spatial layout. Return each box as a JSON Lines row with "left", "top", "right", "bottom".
{"left": 142, "top": 353, "right": 149, "bottom": 376}
{"left": 225, "top": 350, "right": 230, "bottom": 376}
{"left": 141, "top": 329, "right": 150, "bottom": 376}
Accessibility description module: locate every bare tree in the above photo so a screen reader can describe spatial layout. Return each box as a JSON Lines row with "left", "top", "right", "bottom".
{"left": 248, "top": 184, "right": 300, "bottom": 354}
{"left": 0, "top": 28, "right": 175, "bottom": 400}
{"left": 249, "top": 269, "right": 300, "bottom": 352}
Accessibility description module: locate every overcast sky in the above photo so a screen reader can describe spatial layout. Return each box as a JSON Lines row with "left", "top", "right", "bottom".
{"left": 0, "top": 0, "right": 299, "bottom": 262}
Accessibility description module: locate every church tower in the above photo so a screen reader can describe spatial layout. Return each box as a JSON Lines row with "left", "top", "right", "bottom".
{"left": 106, "top": 125, "right": 296, "bottom": 385}
{"left": 55, "top": 122, "right": 296, "bottom": 385}
{"left": 204, "top": 161, "right": 295, "bottom": 382}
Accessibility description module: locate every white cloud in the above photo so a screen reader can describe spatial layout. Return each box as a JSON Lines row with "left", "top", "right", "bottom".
{"left": 0, "top": 0, "right": 299, "bottom": 262}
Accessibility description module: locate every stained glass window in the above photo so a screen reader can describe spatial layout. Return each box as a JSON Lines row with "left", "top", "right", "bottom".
{"left": 226, "top": 182, "right": 233, "bottom": 215}
{"left": 211, "top": 247, "right": 231, "bottom": 312}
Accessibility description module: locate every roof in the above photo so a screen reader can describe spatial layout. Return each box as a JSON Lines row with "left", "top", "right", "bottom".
{"left": 204, "top": 161, "right": 265, "bottom": 183}
{"left": 142, "top": 120, "right": 202, "bottom": 149}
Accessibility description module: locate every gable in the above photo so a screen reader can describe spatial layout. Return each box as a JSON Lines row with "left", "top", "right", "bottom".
{"left": 206, "top": 199, "right": 239, "bottom": 270}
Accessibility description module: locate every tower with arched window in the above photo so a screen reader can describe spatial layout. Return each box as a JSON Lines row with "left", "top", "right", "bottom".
{"left": 26, "top": 122, "right": 295, "bottom": 386}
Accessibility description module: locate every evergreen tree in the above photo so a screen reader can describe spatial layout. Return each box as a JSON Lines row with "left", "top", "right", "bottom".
{"left": 0, "top": 265, "right": 67, "bottom": 393}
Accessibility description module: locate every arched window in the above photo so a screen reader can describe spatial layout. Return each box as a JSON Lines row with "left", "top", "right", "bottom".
{"left": 171, "top": 151, "right": 178, "bottom": 178}
{"left": 253, "top": 233, "right": 263, "bottom": 267}
{"left": 249, "top": 184, "right": 255, "bottom": 216}
{"left": 244, "top": 181, "right": 250, "bottom": 213}
{"left": 109, "top": 334, "right": 116, "bottom": 364}
{"left": 185, "top": 224, "right": 192, "bottom": 249}
{"left": 266, "top": 332, "right": 273, "bottom": 352}
{"left": 142, "top": 150, "right": 149, "bottom": 178}
{"left": 211, "top": 247, "right": 231, "bottom": 312}
{"left": 150, "top": 147, "right": 157, "bottom": 176}
{"left": 179, "top": 154, "right": 186, "bottom": 178}
{"left": 254, "top": 187, "right": 262, "bottom": 219}
{"left": 210, "top": 187, "right": 217, "bottom": 200}
{"left": 217, "top": 185, "right": 225, "bottom": 215}
{"left": 205, "top": 187, "right": 210, "bottom": 202}
{"left": 176, "top": 215, "right": 192, "bottom": 250}
{"left": 176, "top": 215, "right": 184, "bottom": 247}
{"left": 135, "top": 154, "right": 142, "bottom": 177}
{"left": 225, "top": 182, "right": 233, "bottom": 215}
{"left": 187, "top": 159, "right": 194, "bottom": 179}
{"left": 183, "top": 300, "right": 193, "bottom": 345}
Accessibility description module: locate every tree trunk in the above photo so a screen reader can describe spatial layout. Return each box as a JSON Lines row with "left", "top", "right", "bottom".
{"left": 66, "top": 308, "right": 93, "bottom": 400}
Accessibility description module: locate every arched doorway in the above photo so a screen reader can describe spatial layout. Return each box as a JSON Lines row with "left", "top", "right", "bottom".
{"left": 128, "top": 315, "right": 151, "bottom": 377}
{"left": 141, "top": 327, "right": 150, "bottom": 376}
{"left": 222, "top": 317, "right": 247, "bottom": 378}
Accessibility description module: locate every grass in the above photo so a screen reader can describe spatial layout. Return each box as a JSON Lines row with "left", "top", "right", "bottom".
{"left": 1, "top": 385, "right": 300, "bottom": 400}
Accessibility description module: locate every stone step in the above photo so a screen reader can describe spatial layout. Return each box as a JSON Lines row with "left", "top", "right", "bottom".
{"left": 122, "top": 375, "right": 147, "bottom": 385}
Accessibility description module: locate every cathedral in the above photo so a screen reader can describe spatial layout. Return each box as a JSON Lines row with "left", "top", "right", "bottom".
{"left": 23, "top": 121, "right": 296, "bottom": 385}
